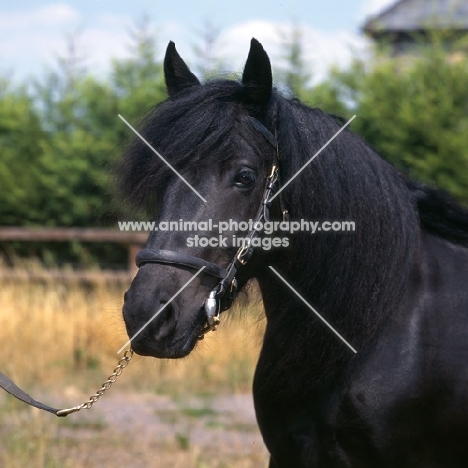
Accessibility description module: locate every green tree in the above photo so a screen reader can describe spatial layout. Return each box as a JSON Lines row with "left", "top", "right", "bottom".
{"left": 3, "top": 22, "right": 468, "bottom": 267}
{"left": 326, "top": 44, "right": 468, "bottom": 203}
{"left": 0, "top": 16, "right": 171, "bottom": 264}
{"left": 276, "top": 24, "right": 348, "bottom": 117}
{"left": 30, "top": 33, "right": 119, "bottom": 228}
{"left": 278, "top": 24, "right": 312, "bottom": 101}
{"left": 192, "top": 19, "right": 225, "bottom": 79}
{"left": 111, "top": 14, "right": 166, "bottom": 122}
{"left": 0, "top": 78, "right": 46, "bottom": 225}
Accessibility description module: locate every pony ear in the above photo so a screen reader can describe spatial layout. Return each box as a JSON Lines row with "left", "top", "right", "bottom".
{"left": 242, "top": 38, "right": 272, "bottom": 107}
{"left": 164, "top": 41, "right": 200, "bottom": 97}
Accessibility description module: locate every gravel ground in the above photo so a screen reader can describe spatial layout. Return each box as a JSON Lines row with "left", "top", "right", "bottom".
{"left": 1, "top": 390, "right": 270, "bottom": 468}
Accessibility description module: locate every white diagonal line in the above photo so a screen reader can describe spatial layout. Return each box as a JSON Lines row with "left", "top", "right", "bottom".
{"left": 117, "top": 266, "right": 206, "bottom": 354}
{"left": 118, "top": 114, "right": 207, "bottom": 203}
{"left": 269, "top": 115, "right": 356, "bottom": 203}
{"left": 268, "top": 266, "right": 357, "bottom": 353}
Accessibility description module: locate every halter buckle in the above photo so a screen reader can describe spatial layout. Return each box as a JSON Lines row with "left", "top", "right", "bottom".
{"left": 236, "top": 245, "right": 250, "bottom": 265}
{"left": 267, "top": 166, "right": 279, "bottom": 189}
{"left": 198, "top": 289, "right": 221, "bottom": 339}
{"left": 269, "top": 165, "right": 278, "bottom": 180}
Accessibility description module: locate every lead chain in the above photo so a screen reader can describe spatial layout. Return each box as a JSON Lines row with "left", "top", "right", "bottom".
{"left": 56, "top": 348, "right": 133, "bottom": 416}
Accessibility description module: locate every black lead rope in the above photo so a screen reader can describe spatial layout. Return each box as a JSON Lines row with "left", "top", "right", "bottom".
{"left": 0, "top": 371, "right": 61, "bottom": 415}
{"left": 0, "top": 348, "right": 133, "bottom": 417}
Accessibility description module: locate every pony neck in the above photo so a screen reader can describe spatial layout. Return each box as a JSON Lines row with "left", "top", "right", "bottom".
{"left": 254, "top": 103, "right": 422, "bottom": 380}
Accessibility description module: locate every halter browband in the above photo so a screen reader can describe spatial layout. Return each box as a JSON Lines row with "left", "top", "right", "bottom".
{"left": 135, "top": 116, "right": 285, "bottom": 336}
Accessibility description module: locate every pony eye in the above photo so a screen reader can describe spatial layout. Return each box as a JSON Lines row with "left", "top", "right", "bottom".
{"left": 234, "top": 171, "right": 256, "bottom": 188}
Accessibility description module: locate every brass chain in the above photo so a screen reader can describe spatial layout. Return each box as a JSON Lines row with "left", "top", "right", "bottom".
{"left": 56, "top": 348, "right": 133, "bottom": 416}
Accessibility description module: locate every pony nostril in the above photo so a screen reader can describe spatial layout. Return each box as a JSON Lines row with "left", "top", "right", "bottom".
{"left": 159, "top": 301, "right": 179, "bottom": 324}
{"left": 152, "top": 304, "right": 177, "bottom": 339}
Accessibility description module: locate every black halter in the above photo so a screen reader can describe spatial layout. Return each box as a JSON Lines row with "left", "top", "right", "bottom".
{"left": 135, "top": 117, "right": 287, "bottom": 337}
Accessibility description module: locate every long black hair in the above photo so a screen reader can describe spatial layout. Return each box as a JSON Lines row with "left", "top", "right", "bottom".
{"left": 118, "top": 41, "right": 468, "bottom": 360}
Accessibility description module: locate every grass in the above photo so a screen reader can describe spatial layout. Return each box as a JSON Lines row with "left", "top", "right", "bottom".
{"left": 0, "top": 263, "right": 268, "bottom": 467}
{"left": 181, "top": 407, "right": 218, "bottom": 419}
{"left": 0, "top": 261, "right": 265, "bottom": 393}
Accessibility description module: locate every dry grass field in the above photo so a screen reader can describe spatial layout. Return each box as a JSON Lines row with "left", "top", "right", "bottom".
{"left": 0, "top": 263, "right": 269, "bottom": 467}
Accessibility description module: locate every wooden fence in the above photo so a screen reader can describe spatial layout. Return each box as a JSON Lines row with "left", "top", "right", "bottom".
{"left": 0, "top": 227, "right": 148, "bottom": 283}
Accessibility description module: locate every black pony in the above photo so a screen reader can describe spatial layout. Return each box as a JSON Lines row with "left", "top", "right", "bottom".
{"left": 119, "top": 39, "right": 468, "bottom": 467}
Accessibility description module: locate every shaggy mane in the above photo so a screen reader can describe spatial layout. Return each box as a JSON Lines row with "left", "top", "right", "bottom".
{"left": 118, "top": 77, "right": 468, "bottom": 246}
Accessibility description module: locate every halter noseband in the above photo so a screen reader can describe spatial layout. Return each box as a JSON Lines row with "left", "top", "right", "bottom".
{"left": 135, "top": 117, "right": 287, "bottom": 338}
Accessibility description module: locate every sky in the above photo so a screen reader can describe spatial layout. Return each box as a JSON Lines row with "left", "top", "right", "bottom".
{"left": 0, "top": 0, "right": 397, "bottom": 84}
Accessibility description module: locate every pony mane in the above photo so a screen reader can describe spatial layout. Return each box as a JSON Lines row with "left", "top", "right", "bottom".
{"left": 118, "top": 76, "right": 468, "bottom": 248}
{"left": 408, "top": 181, "right": 468, "bottom": 246}
{"left": 117, "top": 77, "right": 468, "bottom": 377}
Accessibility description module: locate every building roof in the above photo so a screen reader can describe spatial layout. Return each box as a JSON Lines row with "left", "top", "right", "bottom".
{"left": 364, "top": 0, "right": 468, "bottom": 34}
